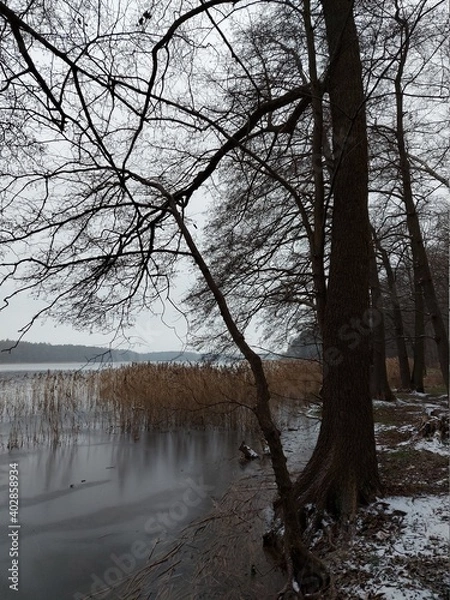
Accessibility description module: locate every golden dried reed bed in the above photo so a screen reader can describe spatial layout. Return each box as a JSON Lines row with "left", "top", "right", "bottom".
{"left": 0, "top": 370, "right": 102, "bottom": 448}
{"left": 0, "top": 360, "right": 322, "bottom": 448}
{"left": 3, "top": 356, "right": 442, "bottom": 449}
{"left": 97, "top": 360, "right": 322, "bottom": 436}
{"left": 385, "top": 357, "right": 445, "bottom": 391}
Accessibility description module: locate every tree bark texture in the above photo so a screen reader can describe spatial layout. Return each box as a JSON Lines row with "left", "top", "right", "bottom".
{"left": 295, "top": 0, "right": 381, "bottom": 517}
{"left": 372, "top": 228, "right": 411, "bottom": 390}
{"left": 303, "top": 0, "right": 327, "bottom": 335}
{"left": 369, "top": 241, "right": 395, "bottom": 401}
{"left": 411, "top": 274, "right": 425, "bottom": 392}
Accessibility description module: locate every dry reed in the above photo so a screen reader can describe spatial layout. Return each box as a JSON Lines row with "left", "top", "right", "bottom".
{"left": 96, "top": 359, "right": 322, "bottom": 438}
{"left": 0, "top": 370, "right": 101, "bottom": 449}
{"left": 385, "top": 357, "right": 445, "bottom": 391}
{"left": 2, "top": 354, "right": 445, "bottom": 449}
{"left": 0, "top": 359, "right": 322, "bottom": 447}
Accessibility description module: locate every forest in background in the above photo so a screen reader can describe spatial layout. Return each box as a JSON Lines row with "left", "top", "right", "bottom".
{"left": 0, "top": 339, "right": 202, "bottom": 364}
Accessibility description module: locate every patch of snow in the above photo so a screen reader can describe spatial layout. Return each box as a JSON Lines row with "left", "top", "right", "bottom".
{"left": 339, "top": 494, "right": 449, "bottom": 599}
{"left": 373, "top": 398, "right": 398, "bottom": 406}
{"left": 413, "top": 437, "right": 449, "bottom": 457}
{"left": 262, "top": 506, "right": 275, "bottom": 529}
{"left": 423, "top": 402, "right": 447, "bottom": 414}
{"left": 385, "top": 495, "right": 449, "bottom": 557}
{"left": 375, "top": 423, "right": 396, "bottom": 433}
{"left": 398, "top": 424, "right": 415, "bottom": 433}
{"left": 376, "top": 583, "right": 439, "bottom": 599}
{"left": 292, "top": 579, "right": 300, "bottom": 593}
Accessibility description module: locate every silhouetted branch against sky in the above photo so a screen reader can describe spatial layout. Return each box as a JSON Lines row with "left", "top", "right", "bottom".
{"left": 0, "top": 0, "right": 447, "bottom": 352}
{"left": 0, "top": 0, "right": 310, "bottom": 348}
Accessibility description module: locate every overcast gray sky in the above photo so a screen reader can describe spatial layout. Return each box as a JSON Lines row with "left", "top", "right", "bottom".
{"left": 0, "top": 283, "right": 189, "bottom": 351}
{"left": 0, "top": 200, "right": 205, "bottom": 353}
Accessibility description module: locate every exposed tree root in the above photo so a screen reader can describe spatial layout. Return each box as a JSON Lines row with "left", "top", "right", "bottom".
{"left": 264, "top": 516, "right": 330, "bottom": 598}
{"left": 416, "top": 413, "right": 449, "bottom": 441}
{"left": 293, "top": 435, "right": 381, "bottom": 522}
{"left": 267, "top": 443, "right": 380, "bottom": 598}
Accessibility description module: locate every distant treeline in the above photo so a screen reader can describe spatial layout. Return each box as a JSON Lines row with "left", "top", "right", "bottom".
{"left": 0, "top": 340, "right": 202, "bottom": 364}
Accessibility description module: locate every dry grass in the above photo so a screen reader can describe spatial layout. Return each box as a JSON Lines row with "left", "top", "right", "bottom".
{"left": 0, "top": 371, "right": 102, "bottom": 448}
{"left": 1, "top": 355, "right": 445, "bottom": 449}
{"left": 385, "top": 357, "right": 445, "bottom": 391}
{"left": 0, "top": 359, "right": 322, "bottom": 447}
{"left": 97, "top": 359, "right": 322, "bottom": 437}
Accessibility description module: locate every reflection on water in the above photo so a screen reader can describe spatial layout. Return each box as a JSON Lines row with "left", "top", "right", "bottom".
{"left": 0, "top": 364, "right": 320, "bottom": 599}
{"left": 0, "top": 429, "right": 243, "bottom": 600}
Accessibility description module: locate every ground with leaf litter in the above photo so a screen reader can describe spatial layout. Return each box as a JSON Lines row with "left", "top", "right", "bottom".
{"left": 121, "top": 392, "right": 448, "bottom": 600}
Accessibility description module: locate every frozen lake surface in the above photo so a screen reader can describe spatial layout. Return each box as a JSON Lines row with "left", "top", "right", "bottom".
{"left": 0, "top": 363, "right": 319, "bottom": 599}
{"left": 0, "top": 428, "right": 244, "bottom": 600}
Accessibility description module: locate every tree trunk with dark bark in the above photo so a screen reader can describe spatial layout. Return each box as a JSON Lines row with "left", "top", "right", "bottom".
{"left": 369, "top": 241, "right": 395, "bottom": 401}
{"left": 303, "top": 0, "right": 327, "bottom": 336}
{"left": 294, "top": 0, "right": 381, "bottom": 518}
{"left": 411, "top": 275, "right": 425, "bottom": 392}
{"left": 372, "top": 228, "right": 411, "bottom": 390}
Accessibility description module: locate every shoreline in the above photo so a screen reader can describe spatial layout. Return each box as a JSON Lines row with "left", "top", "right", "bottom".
{"left": 119, "top": 392, "right": 448, "bottom": 599}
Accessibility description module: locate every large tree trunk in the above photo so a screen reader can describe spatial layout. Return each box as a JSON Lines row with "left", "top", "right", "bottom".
{"left": 372, "top": 228, "right": 411, "bottom": 390}
{"left": 411, "top": 275, "right": 425, "bottom": 392}
{"left": 369, "top": 241, "right": 396, "bottom": 401}
{"left": 294, "top": 0, "right": 381, "bottom": 518}
{"left": 394, "top": 14, "right": 449, "bottom": 392}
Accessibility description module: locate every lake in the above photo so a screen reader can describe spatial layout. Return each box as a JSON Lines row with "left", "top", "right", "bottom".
{"left": 0, "top": 428, "right": 247, "bottom": 600}
{"left": 0, "top": 362, "right": 132, "bottom": 376}
{"left": 0, "top": 364, "right": 319, "bottom": 599}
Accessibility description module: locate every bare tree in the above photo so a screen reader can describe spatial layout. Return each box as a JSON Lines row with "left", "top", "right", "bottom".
{"left": 369, "top": 235, "right": 396, "bottom": 401}
{"left": 185, "top": 4, "right": 331, "bottom": 353}
{"left": 371, "top": 225, "right": 412, "bottom": 389}
{"left": 391, "top": 1, "right": 448, "bottom": 391}
{"left": 366, "top": 0, "right": 449, "bottom": 390}
{"left": 291, "top": 0, "right": 381, "bottom": 517}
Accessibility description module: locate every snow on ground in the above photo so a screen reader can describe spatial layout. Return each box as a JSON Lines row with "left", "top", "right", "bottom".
{"left": 384, "top": 495, "right": 449, "bottom": 557}
{"left": 369, "top": 495, "right": 449, "bottom": 599}
{"left": 375, "top": 584, "right": 438, "bottom": 600}
{"left": 334, "top": 494, "right": 449, "bottom": 599}
{"left": 413, "top": 437, "right": 449, "bottom": 457}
